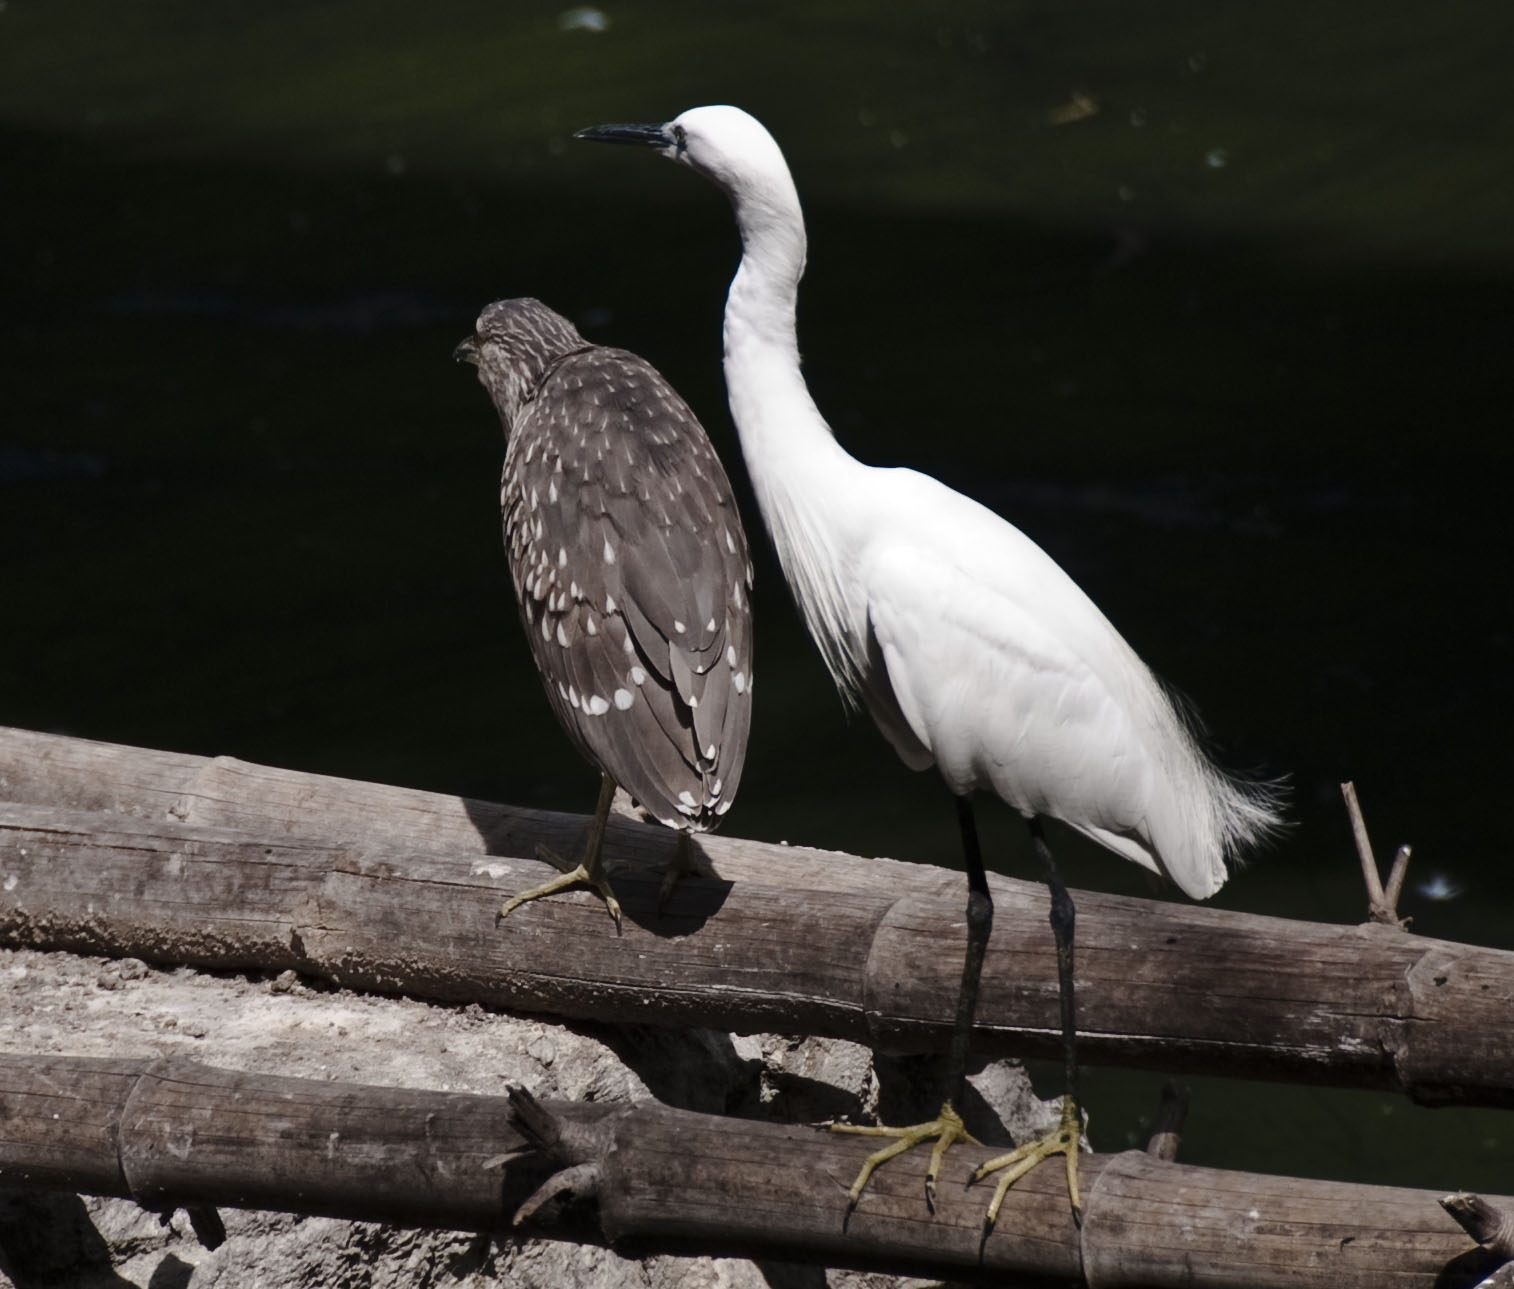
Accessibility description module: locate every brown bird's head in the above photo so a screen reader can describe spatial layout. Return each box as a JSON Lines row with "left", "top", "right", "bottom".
{"left": 454, "top": 297, "right": 588, "bottom": 425}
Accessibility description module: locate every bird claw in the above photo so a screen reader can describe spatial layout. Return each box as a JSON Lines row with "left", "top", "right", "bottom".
{"left": 972, "top": 1095, "right": 1084, "bottom": 1231}
{"left": 497, "top": 845, "right": 624, "bottom": 934}
{"left": 830, "top": 1100, "right": 980, "bottom": 1212}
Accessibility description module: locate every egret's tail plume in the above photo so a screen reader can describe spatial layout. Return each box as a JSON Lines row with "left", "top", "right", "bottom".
{"left": 1214, "top": 766, "right": 1290, "bottom": 879}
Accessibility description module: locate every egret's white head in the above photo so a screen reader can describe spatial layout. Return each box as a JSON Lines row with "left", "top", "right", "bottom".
{"left": 576, "top": 106, "right": 801, "bottom": 227}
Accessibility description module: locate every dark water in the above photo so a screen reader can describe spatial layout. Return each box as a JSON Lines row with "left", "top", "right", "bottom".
{"left": 3, "top": 1, "right": 1510, "bottom": 1194}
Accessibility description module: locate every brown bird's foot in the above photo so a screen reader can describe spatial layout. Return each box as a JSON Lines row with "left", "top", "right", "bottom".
{"left": 497, "top": 843, "right": 623, "bottom": 933}
{"left": 830, "top": 1099, "right": 981, "bottom": 1212}
{"left": 656, "top": 832, "right": 715, "bottom": 911}
{"left": 972, "top": 1093, "right": 1084, "bottom": 1230}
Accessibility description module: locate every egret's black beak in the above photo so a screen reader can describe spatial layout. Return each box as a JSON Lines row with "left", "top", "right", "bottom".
{"left": 574, "top": 121, "right": 669, "bottom": 148}
{"left": 453, "top": 337, "right": 480, "bottom": 365}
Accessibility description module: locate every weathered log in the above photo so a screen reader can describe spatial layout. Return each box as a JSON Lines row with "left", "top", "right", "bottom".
{"left": 3, "top": 776, "right": 1514, "bottom": 1104}
{"left": 0, "top": 724, "right": 951, "bottom": 900}
{"left": 0, "top": 1052, "right": 562, "bottom": 1236}
{"left": 0, "top": 1052, "right": 1505, "bottom": 1287}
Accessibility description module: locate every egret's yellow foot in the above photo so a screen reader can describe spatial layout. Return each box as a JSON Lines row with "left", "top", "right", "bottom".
{"left": 656, "top": 833, "right": 716, "bottom": 911}
{"left": 831, "top": 1099, "right": 981, "bottom": 1211}
{"left": 498, "top": 841, "right": 623, "bottom": 933}
{"left": 973, "top": 1094, "right": 1083, "bottom": 1229}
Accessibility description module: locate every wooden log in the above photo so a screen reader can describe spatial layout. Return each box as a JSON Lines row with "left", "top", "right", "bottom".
{"left": 0, "top": 1053, "right": 139, "bottom": 1196}
{"left": 0, "top": 724, "right": 954, "bottom": 901}
{"left": 4, "top": 782, "right": 1514, "bottom": 1105}
{"left": 0, "top": 1052, "right": 1505, "bottom": 1287}
{"left": 0, "top": 1052, "right": 562, "bottom": 1235}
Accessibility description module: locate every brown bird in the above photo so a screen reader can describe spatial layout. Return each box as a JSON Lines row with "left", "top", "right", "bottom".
{"left": 455, "top": 297, "right": 754, "bottom": 929}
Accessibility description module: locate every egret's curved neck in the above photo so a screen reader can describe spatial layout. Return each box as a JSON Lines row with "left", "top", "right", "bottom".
{"left": 718, "top": 166, "right": 869, "bottom": 700}
{"left": 720, "top": 174, "right": 852, "bottom": 497}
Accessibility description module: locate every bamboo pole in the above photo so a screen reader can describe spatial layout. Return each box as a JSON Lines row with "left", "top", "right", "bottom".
{"left": 0, "top": 1052, "right": 1505, "bottom": 1287}
{"left": 3, "top": 738, "right": 1513, "bottom": 1103}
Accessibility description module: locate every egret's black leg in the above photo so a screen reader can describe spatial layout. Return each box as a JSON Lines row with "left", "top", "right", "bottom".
{"left": 831, "top": 794, "right": 991, "bottom": 1211}
{"left": 946, "top": 794, "right": 994, "bottom": 1106}
{"left": 498, "top": 773, "right": 623, "bottom": 933}
{"left": 1030, "top": 816, "right": 1080, "bottom": 1124}
{"left": 970, "top": 815, "right": 1084, "bottom": 1228}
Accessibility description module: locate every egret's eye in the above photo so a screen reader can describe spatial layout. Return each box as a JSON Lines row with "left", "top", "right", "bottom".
{"left": 671, "top": 124, "right": 688, "bottom": 155}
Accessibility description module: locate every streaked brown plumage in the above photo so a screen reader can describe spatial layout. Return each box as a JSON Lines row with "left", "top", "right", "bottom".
{"left": 455, "top": 297, "right": 753, "bottom": 923}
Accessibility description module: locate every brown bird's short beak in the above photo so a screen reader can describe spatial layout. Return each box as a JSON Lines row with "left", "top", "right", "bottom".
{"left": 453, "top": 337, "right": 480, "bottom": 365}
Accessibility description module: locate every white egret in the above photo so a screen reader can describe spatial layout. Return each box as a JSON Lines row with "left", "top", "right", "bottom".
{"left": 576, "top": 107, "right": 1282, "bottom": 1224}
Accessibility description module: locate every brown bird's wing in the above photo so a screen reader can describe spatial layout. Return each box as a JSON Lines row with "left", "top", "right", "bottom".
{"left": 502, "top": 344, "right": 753, "bottom": 831}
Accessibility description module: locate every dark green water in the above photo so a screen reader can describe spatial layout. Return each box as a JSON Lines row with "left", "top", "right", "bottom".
{"left": 3, "top": 0, "right": 1510, "bottom": 1196}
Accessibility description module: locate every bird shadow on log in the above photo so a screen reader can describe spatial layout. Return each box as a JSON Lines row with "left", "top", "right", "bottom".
{"left": 613, "top": 862, "right": 736, "bottom": 940}
{"left": 461, "top": 796, "right": 734, "bottom": 937}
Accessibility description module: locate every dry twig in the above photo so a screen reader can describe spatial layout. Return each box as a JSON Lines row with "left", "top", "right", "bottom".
{"left": 1145, "top": 1082, "right": 1189, "bottom": 1162}
{"left": 1342, "top": 781, "right": 1414, "bottom": 928}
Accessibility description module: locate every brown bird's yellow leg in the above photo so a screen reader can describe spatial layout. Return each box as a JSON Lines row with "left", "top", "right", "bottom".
{"left": 499, "top": 774, "right": 623, "bottom": 933}
{"left": 656, "top": 831, "right": 715, "bottom": 911}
